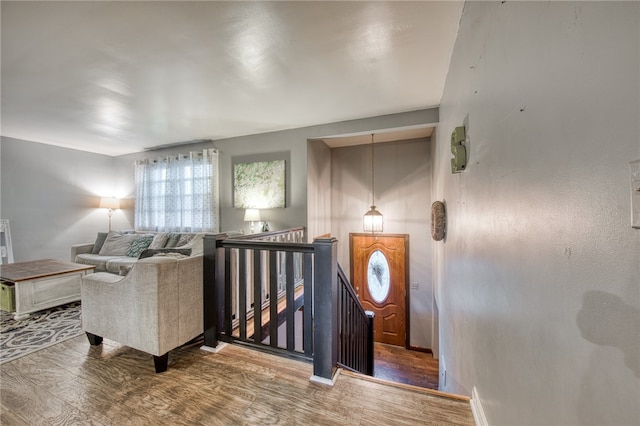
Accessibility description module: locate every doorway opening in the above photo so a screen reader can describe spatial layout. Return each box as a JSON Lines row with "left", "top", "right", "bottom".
{"left": 349, "top": 233, "right": 439, "bottom": 389}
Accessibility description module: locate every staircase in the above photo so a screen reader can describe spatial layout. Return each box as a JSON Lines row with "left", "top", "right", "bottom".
{"left": 202, "top": 228, "right": 374, "bottom": 383}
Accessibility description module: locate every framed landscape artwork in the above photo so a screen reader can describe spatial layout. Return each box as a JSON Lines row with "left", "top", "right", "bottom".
{"left": 234, "top": 160, "right": 286, "bottom": 209}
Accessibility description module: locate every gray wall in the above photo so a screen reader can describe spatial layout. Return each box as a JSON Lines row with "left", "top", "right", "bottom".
{"left": 434, "top": 2, "right": 640, "bottom": 425}
{"left": 1, "top": 109, "right": 437, "bottom": 257}
{"left": 0, "top": 137, "right": 121, "bottom": 261}
{"left": 115, "top": 109, "right": 438, "bottom": 236}
{"left": 114, "top": 133, "right": 307, "bottom": 235}
{"left": 306, "top": 139, "right": 332, "bottom": 241}
{"left": 331, "top": 138, "right": 434, "bottom": 350}
{"left": 1, "top": 109, "right": 439, "bottom": 350}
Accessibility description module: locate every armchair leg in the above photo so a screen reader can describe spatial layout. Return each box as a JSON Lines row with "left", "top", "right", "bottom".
{"left": 86, "top": 332, "right": 103, "bottom": 346}
{"left": 153, "top": 353, "right": 169, "bottom": 373}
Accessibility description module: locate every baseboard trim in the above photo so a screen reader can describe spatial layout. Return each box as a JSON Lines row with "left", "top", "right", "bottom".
{"left": 310, "top": 368, "right": 341, "bottom": 387}
{"left": 200, "top": 342, "right": 228, "bottom": 353}
{"left": 471, "top": 386, "right": 489, "bottom": 426}
{"left": 408, "top": 345, "right": 433, "bottom": 354}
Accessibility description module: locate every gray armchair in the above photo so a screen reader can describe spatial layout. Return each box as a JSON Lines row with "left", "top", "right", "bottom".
{"left": 80, "top": 254, "right": 203, "bottom": 372}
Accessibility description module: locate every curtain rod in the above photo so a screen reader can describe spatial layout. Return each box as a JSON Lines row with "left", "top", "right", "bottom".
{"left": 143, "top": 139, "right": 213, "bottom": 151}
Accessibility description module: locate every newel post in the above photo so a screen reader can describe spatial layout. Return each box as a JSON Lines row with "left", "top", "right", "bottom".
{"left": 311, "top": 237, "right": 339, "bottom": 386}
{"left": 366, "top": 310, "right": 375, "bottom": 376}
{"left": 202, "top": 234, "right": 226, "bottom": 350}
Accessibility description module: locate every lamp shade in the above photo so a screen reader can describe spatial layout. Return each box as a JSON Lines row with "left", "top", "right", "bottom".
{"left": 363, "top": 205, "right": 383, "bottom": 233}
{"left": 243, "top": 209, "right": 261, "bottom": 222}
{"left": 99, "top": 197, "right": 120, "bottom": 210}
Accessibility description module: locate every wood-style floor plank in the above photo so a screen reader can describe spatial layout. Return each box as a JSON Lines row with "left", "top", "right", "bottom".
{"left": 0, "top": 335, "right": 474, "bottom": 425}
{"left": 373, "top": 342, "right": 439, "bottom": 389}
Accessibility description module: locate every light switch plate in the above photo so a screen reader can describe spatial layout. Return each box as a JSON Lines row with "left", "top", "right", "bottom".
{"left": 631, "top": 160, "right": 640, "bottom": 229}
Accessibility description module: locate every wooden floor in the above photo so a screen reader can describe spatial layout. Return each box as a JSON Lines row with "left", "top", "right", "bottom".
{"left": 373, "top": 343, "right": 440, "bottom": 389}
{"left": 0, "top": 335, "right": 474, "bottom": 425}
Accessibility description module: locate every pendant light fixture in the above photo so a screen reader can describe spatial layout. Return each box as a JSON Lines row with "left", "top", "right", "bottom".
{"left": 363, "top": 133, "right": 383, "bottom": 233}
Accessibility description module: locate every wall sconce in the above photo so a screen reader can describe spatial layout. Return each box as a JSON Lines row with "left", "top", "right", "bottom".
{"left": 99, "top": 197, "right": 120, "bottom": 231}
{"left": 244, "top": 209, "right": 261, "bottom": 233}
{"left": 451, "top": 126, "right": 467, "bottom": 173}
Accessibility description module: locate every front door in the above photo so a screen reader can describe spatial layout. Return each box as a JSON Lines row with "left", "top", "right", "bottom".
{"left": 350, "top": 233, "right": 409, "bottom": 347}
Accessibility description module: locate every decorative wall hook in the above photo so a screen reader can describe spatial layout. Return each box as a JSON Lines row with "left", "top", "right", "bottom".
{"left": 431, "top": 201, "right": 446, "bottom": 241}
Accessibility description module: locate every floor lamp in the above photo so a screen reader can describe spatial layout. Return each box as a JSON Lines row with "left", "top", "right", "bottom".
{"left": 99, "top": 197, "right": 120, "bottom": 231}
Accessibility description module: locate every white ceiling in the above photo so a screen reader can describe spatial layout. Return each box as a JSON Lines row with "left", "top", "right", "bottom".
{"left": 1, "top": 1, "right": 463, "bottom": 156}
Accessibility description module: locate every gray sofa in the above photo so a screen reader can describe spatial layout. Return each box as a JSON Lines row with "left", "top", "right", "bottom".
{"left": 72, "top": 231, "right": 206, "bottom": 373}
{"left": 71, "top": 231, "right": 204, "bottom": 274}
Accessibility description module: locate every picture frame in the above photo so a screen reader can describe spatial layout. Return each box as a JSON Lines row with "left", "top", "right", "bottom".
{"left": 233, "top": 160, "right": 286, "bottom": 209}
{"left": 0, "top": 219, "right": 14, "bottom": 265}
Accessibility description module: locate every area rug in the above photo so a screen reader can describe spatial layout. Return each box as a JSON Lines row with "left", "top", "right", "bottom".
{"left": 0, "top": 301, "right": 83, "bottom": 365}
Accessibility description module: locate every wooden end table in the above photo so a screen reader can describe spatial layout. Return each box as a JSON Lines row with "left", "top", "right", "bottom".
{"left": 0, "top": 259, "right": 95, "bottom": 320}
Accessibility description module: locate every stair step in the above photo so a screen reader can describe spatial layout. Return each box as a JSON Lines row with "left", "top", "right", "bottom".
{"left": 340, "top": 368, "right": 470, "bottom": 402}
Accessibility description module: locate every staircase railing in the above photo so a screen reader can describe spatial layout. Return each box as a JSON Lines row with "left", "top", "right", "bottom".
{"left": 203, "top": 228, "right": 373, "bottom": 383}
{"left": 337, "top": 264, "right": 375, "bottom": 376}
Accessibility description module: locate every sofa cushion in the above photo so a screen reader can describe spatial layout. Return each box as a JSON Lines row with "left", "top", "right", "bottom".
{"left": 126, "top": 235, "right": 154, "bottom": 257}
{"left": 75, "top": 253, "right": 128, "bottom": 272}
{"left": 148, "top": 233, "right": 169, "bottom": 249}
{"left": 153, "top": 252, "right": 189, "bottom": 260}
{"left": 104, "top": 257, "right": 138, "bottom": 274}
{"left": 99, "top": 232, "right": 139, "bottom": 256}
{"left": 139, "top": 248, "right": 192, "bottom": 259}
{"left": 164, "top": 233, "right": 182, "bottom": 248}
{"left": 175, "top": 233, "right": 204, "bottom": 256}
{"left": 91, "top": 232, "right": 109, "bottom": 254}
{"left": 177, "top": 233, "right": 196, "bottom": 246}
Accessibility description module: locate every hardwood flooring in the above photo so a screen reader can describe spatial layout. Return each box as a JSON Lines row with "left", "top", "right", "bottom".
{"left": 0, "top": 335, "right": 473, "bottom": 425}
{"left": 373, "top": 343, "right": 440, "bottom": 390}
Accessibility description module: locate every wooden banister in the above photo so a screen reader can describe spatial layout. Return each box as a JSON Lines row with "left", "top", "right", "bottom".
{"left": 203, "top": 227, "right": 373, "bottom": 385}
{"left": 337, "top": 264, "right": 374, "bottom": 376}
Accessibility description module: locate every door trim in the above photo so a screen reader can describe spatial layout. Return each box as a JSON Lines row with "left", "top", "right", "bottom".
{"left": 349, "top": 233, "right": 410, "bottom": 348}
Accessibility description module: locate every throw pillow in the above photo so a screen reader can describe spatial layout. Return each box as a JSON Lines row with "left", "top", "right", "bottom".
{"left": 154, "top": 253, "right": 189, "bottom": 259}
{"left": 126, "top": 235, "right": 154, "bottom": 257}
{"left": 138, "top": 248, "right": 192, "bottom": 259}
{"left": 177, "top": 233, "right": 196, "bottom": 247}
{"left": 164, "top": 233, "right": 182, "bottom": 248}
{"left": 99, "top": 232, "right": 139, "bottom": 256}
{"left": 148, "top": 233, "right": 169, "bottom": 249}
{"left": 91, "top": 232, "right": 109, "bottom": 254}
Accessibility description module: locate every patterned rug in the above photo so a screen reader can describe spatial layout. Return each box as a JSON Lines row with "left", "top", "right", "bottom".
{"left": 0, "top": 301, "right": 83, "bottom": 365}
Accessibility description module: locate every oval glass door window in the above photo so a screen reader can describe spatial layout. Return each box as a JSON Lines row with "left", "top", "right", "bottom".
{"left": 367, "top": 250, "right": 391, "bottom": 303}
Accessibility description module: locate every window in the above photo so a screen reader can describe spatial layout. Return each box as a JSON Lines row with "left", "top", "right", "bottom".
{"left": 134, "top": 149, "right": 219, "bottom": 232}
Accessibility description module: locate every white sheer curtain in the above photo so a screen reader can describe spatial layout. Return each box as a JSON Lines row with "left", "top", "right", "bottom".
{"left": 134, "top": 149, "right": 219, "bottom": 232}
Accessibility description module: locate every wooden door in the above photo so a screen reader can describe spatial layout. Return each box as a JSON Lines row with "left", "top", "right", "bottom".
{"left": 350, "top": 233, "right": 409, "bottom": 347}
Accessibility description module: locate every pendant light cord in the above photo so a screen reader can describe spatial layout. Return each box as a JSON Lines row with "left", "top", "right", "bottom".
{"left": 371, "top": 133, "right": 375, "bottom": 207}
